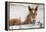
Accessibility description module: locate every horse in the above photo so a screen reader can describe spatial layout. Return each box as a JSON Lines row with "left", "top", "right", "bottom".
{"left": 23, "top": 5, "right": 38, "bottom": 24}
{"left": 8, "top": 18, "right": 21, "bottom": 26}
{"left": 8, "top": 5, "right": 38, "bottom": 26}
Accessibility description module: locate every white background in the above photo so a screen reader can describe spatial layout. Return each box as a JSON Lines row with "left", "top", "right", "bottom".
{"left": 0, "top": 0, "right": 46, "bottom": 32}
{"left": 10, "top": 3, "right": 44, "bottom": 23}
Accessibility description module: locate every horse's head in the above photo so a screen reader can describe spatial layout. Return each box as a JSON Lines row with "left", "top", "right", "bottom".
{"left": 28, "top": 5, "right": 38, "bottom": 19}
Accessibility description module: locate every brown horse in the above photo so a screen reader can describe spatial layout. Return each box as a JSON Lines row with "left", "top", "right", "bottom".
{"left": 8, "top": 5, "right": 38, "bottom": 26}
{"left": 23, "top": 6, "right": 38, "bottom": 24}
{"left": 8, "top": 18, "right": 21, "bottom": 26}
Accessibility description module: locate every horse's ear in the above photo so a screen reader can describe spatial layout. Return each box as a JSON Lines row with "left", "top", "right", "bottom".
{"left": 35, "top": 6, "right": 38, "bottom": 11}
{"left": 28, "top": 6, "right": 31, "bottom": 11}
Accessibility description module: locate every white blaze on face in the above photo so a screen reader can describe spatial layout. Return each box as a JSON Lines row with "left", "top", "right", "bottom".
{"left": 33, "top": 10, "right": 35, "bottom": 13}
